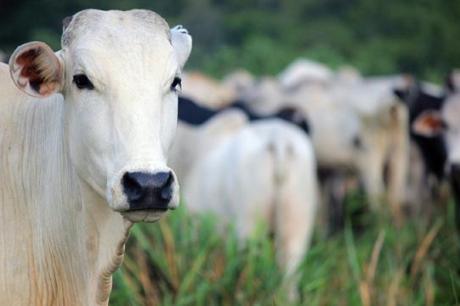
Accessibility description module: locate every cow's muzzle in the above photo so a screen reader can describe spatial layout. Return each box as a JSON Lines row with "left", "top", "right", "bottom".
{"left": 122, "top": 171, "right": 175, "bottom": 211}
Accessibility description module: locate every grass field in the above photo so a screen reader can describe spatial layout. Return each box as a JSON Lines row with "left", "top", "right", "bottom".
{"left": 110, "top": 194, "right": 460, "bottom": 306}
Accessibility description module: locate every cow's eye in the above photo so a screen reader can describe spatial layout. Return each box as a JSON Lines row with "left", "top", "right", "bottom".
{"left": 171, "top": 77, "right": 182, "bottom": 92}
{"left": 73, "top": 74, "right": 94, "bottom": 90}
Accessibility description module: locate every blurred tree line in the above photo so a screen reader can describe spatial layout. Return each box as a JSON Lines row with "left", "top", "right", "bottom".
{"left": 0, "top": 0, "right": 459, "bottom": 80}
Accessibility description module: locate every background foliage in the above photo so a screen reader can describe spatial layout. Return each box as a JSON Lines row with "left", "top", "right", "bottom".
{"left": 1, "top": 0, "right": 459, "bottom": 80}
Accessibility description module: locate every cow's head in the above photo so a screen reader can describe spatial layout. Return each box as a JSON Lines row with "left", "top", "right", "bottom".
{"left": 8, "top": 9, "right": 192, "bottom": 222}
{"left": 393, "top": 77, "right": 446, "bottom": 124}
{"left": 412, "top": 92, "right": 459, "bottom": 159}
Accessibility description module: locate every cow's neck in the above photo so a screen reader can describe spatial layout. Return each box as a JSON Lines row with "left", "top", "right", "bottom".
{"left": 78, "top": 181, "right": 133, "bottom": 305}
{"left": 0, "top": 96, "right": 132, "bottom": 306}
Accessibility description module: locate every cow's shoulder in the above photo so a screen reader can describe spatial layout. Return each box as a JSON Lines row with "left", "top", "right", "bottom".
{"left": 0, "top": 62, "right": 27, "bottom": 107}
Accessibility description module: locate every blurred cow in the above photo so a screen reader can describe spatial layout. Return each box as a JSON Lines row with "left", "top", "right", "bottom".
{"left": 393, "top": 78, "right": 448, "bottom": 212}
{"left": 411, "top": 71, "right": 460, "bottom": 228}
{"left": 171, "top": 115, "right": 318, "bottom": 300}
{"left": 394, "top": 79, "right": 447, "bottom": 180}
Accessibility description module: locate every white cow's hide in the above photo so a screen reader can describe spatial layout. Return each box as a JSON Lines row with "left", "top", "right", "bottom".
{"left": 173, "top": 119, "right": 318, "bottom": 299}
{"left": 0, "top": 9, "right": 191, "bottom": 306}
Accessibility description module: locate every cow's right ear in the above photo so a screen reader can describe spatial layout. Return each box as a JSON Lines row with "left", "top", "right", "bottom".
{"left": 171, "top": 25, "right": 192, "bottom": 69}
{"left": 412, "top": 110, "right": 446, "bottom": 137}
{"left": 9, "top": 42, "right": 64, "bottom": 98}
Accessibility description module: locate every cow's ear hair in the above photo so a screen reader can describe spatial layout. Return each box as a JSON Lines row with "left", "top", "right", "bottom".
{"left": 9, "top": 41, "right": 64, "bottom": 98}
{"left": 171, "top": 25, "right": 192, "bottom": 69}
{"left": 62, "top": 16, "right": 73, "bottom": 32}
{"left": 412, "top": 110, "right": 446, "bottom": 137}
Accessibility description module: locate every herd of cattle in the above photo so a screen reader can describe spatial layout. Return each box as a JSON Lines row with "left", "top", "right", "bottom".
{"left": 177, "top": 61, "right": 460, "bottom": 225}
{"left": 168, "top": 61, "right": 460, "bottom": 298}
{"left": 0, "top": 8, "right": 458, "bottom": 306}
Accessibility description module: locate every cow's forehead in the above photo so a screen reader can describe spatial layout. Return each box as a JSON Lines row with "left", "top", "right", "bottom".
{"left": 62, "top": 9, "right": 171, "bottom": 49}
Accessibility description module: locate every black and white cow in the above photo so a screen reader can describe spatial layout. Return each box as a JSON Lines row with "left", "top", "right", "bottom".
{"left": 394, "top": 80, "right": 448, "bottom": 181}
{"left": 408, "top": 72, "right": 460, "bottom": 228}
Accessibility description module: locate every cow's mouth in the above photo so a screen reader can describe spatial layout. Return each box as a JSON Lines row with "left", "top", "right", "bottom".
{"left": 120, "top": 207, "right": 170, "bottom": 223}
{"left": 124, "top": 207, "right": 169, "bottom": 213}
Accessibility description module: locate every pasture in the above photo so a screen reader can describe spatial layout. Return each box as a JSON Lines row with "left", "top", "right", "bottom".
{"left": 111, "top": 195, "right": 460, "bottom": 305}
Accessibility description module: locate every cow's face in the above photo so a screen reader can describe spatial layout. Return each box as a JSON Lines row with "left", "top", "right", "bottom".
{"left": 8, "top": 10, "right": 192, "bottom": 222}
{"left": 411, "top": 91, "right": 460, "bottom": 208}
{"left": 394, "top": 80, "right": 446, "bottom": 123}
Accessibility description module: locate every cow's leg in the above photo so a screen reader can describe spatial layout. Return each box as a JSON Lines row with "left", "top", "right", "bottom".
{"left": 386, "top": 104, "right": 410, "bottom": 223}
{"left": 358, "top": 146, "right": 386, "bottom": 211}
{"left": 318, "top": 169, "right": 346, "bottom": 234}
{"left": 274, "top": 170, "right": 317, "bottom": 301}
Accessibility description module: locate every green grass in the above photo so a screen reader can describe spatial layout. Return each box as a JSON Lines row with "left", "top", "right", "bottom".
{"left": 110, "top": 196, "right": 460, "bottom": 306}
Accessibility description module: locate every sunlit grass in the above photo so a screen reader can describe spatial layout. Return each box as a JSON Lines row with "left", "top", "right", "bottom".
{"left": 110, "top": 195, "right": 460, "bottom": 306}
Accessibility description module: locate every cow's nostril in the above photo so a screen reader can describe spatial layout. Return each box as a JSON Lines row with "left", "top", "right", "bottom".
{"left": 150, "top": 172, "right": 172, "bottom": 189}
{"left": 122, "top": 173, "right": 144, "bottom": 202}
{"left": 122, "top": 171, "right": 174, "bottom": 210}
{"left": 155, "top": 172, "right": 174, "bottom": 202}
{"left": 160, "top": 183, "right": 173, "bottom": 202}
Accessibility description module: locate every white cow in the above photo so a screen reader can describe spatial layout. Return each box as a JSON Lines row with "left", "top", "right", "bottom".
{"left": 172, "top": 117, "right": 318, "bottom": 299}
{"left": 335, "top": 77, "right": 410, "bottom": 212}
{"left": 0, "top": 9, "right": 191, "bottom": 306}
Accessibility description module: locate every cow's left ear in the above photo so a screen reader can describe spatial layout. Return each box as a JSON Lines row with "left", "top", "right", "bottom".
{"left": 9, "top": 41, "right": 64, "bottom": 98}
{"left": 171, "top": 25, "right": 192, "bottom": 69}
{"left": 412, "top": 110, "right": 446, "bottom": 137}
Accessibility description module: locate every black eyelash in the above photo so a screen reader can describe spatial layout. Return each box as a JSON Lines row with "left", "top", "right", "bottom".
{"left": 171, "top": 77, "right": 182, "bottom": 92}
{"left": 73, "top": 74, "right": 94, "bottom": 90}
